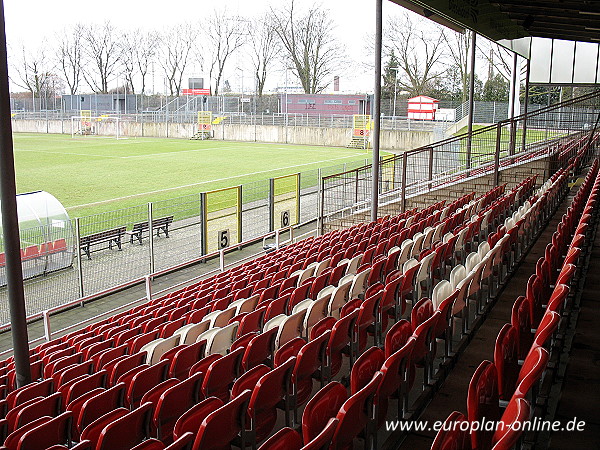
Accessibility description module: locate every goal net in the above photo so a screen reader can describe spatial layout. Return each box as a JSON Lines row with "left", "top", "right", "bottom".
{"left": 70, "top": 114, "right": 122, "bottom": 139}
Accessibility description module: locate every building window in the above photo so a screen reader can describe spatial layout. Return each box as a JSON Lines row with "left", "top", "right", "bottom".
{"left": 298, "top": 99, "right": 316, "bottom": 104}
{"left": 324, "top": 99, "right": 342, "bottom": 105}
{"left": 348, "top": 100, "right": 356, "bottom": 105}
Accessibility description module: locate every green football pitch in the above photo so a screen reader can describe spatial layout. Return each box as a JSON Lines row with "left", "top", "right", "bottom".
{"left": 13, "top": 133, "right": 370, "bottom": 218}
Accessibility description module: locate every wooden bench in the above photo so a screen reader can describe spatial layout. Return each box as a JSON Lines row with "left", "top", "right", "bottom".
{"left": 80, "top": 227, "right": 126, "bottom": 259}
{"left": 126, "top": 216, "right": 174, "bottom": 245}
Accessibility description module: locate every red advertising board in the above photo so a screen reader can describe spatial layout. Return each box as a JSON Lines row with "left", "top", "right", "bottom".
{"left": 182, "top": 89, "right": 211, "bottom": 96}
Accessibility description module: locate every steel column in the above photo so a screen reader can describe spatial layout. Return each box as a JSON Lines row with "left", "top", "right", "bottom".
{"left": 370, "top": 0, "right": 383, "bottom": 222}
{"left": 0, "top": 0, "right": 31, "bottom": 387}
{"left": 466, "top": 31, "right": 477, "bottom": 172}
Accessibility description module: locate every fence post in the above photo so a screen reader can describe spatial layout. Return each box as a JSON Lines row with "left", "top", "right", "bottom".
{"left": 509, "top": 119, "right": 516, "bottom": 156}
{"left": 199, "top": 192, "right": 207, "bottom": 256}
{"left": 494, "top": 123, "right": 502, "bottom": 186}
{"left": 75, "top": 218, "right": 84, "bottom": 299}
{"left": 148, "top": 202, "right": 155, "bottom": 274}
{"left": 269, "top": 178, "right": 275, "bottom": 232}
{"left": 317, "top": 168, "right": 323, "bottom": 236}
{"left": 401, "top": 152, "right": 408, "bottom": 212}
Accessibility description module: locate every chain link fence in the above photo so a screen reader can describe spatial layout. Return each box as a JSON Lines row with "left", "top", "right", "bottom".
{"left": 0, "top": 155, "right": 373, "bottom": 327}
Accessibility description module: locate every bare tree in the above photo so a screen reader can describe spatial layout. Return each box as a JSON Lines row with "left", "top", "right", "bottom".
{"left": 81, "top": 22, "right": 122, "bottom": 93}
{"left": 247, "top": 15, "right": 279, "bottom": 96}
{"left": 270, "top": 0, "right": 344, "bottom": 94}
{"left": 205, "top": 9, "right": 246, "bottom": 95}
{"left": 10, "top": 43, "right": 53, "bottom": 102}
{"left": 441, "top": 29, "right": 472, "bottom": 102}
{"left": 56, "top": 25, "right": 84, "bottom": 95}
{"left": 479, "top": 40, "right": 514, "bottom": 82}
{"left": 135, "top": 31, "right": 159, "bottom": 95}
{"left": 120, "top": 32, "right": 136, "bottom": 94}
{"left": 384, "top": 13, "right": 445, "bottom": 97}
{"left": 157, "top": 23, "right": 198, "bottom": 96}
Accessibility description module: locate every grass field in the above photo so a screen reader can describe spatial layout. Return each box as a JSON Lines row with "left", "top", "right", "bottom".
{"left": 454, "top": 125, "right": 564, "bottom": 164}
{"left": 13, "top": 133, "right": 370, "bottom": 218}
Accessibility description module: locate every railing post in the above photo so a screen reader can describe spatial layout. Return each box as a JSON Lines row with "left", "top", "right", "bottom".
{"left": 316, "top": 168, "right": 323, "bottom": 236}
{"left": 145, "top": 274, "right": 153, "bottom": 302}
{"left": 42, "top": 310, "right": 51, "bottom": 342}
{"left": 428, "top": 146, "right": 434, "bottom": 190}
{"left": 319, "top": 175, "right": 326, "bottom": 236}
{"left": 219, "top": 249, "right": 225, "bottom": 271}
{"left": 269, "top": 178, "right": 275, "bottom": 232}
{"left": 200, "top": 192, "right": 207, "bottom": 256}
{"left": 355, "top": 170, "right": 359, "bottom": 204}
{"left": 401, "top": 151, "right": 408, "bottom": 212}
{"left": 521, "top": 59, "right": 531, "bottom": 152}
{"left": 148, "top": 202, "right": 155, "bottom": 274}
{"left": 296, "top": 173, "right": 301, "bottom": 226}
{"left": 494, "top": 123, "right": 502, "bottom": 186}
{"left": 75, "top": 218, "right": 84, "bottom": 298}
{"left": 275, "top": 228, "right": 281, "bottom": 249}
{"left": 509, "top": 119, "right": 516, "bottom": 156}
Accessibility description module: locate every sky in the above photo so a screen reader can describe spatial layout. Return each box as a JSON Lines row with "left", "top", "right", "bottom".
{"left": 3, "top": 0, "right": 404, "bottom": 94}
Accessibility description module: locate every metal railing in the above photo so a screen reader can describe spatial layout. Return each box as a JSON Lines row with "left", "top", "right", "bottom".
{"left": 321, "top": 90, "right": 600, "bottom": 231}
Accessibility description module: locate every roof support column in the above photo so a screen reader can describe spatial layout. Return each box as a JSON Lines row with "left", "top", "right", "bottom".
{"left": 466, "top": 30, "right": 477, "bottom": 172}
{"left": 0, "top": 0, "right": 31, "bottom": 387}
{"left": 371, "top": 0, "right": 383, "bottom": 222}
{"left": 521, "top": 59, "right": 531, "bottom": 152}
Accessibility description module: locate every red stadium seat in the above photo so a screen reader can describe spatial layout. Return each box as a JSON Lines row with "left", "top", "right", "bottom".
{"left": 96, "top": 402, "right": 153, "bottom": 450}
{"left": 467, "top": 360, "right": 500, "bottom": 450}
{"left": 188, "top": 390, "right": 251, "bottom": 450}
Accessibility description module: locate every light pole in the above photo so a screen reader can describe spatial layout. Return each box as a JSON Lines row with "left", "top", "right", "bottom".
{"left": 390, "top": 67, "right": 400, "bottom": 117}
{"left": 237, "top": 68, "right": 244, "bottom": 114}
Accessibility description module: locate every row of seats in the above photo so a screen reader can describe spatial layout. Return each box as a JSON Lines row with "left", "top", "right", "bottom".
{"left": 256, "top": 176, "right": 546, "bottom": 449}
{"left": 0, "top": 136, "right": 589, "bottom": 450}
{"left": 0, "top": 239, "right": 68, "bottom": 267}
{"left": 430, "top": 157, "right": 599, "bottom": 450}
{"left": 0, "top": 184, "right": 516, "bottom": 449}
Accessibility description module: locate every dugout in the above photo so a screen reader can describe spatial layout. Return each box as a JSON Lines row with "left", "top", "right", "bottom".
{"left": 0, "top": 191, "right": 74, "bottom": 285}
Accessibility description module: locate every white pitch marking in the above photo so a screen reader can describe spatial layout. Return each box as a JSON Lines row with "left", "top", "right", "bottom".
{"left": 68, "top": 154, "right": 365, "bottom": 209}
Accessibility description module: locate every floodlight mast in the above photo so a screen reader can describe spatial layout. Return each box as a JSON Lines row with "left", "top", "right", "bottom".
{"left": 0, "top": 0, "right": 31, "bottom": 387}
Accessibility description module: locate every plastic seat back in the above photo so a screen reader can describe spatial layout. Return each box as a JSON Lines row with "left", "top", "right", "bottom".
{"left": 167, "top": 340, "right": 206, "bottom": 380}
{"left": 154, "top": 372, "right": 203, "bottom": 441}
{"left": 16, "top": 411, "right": 72, "bottom": 450}
{"left": 257, "top": 427, "right": 302, "bottom": 450}
{"left": 126, "top": 360, "right": 169, "bottom": 408}
{"left": 76, "top": 383, "right": 125, "bottom": 436}
{"left": 97, "top": 402, "right": 153, "bottom": 450}
{"left": 247, "top": 357, "right": 296, "bottom": 443}
{"left": 430, "top": 411, "right": 470, "bottom": 450}
{"left": 302, "top": 381, "right": 347, "bottom": 442}
{"left": 491, "top": 397, "right": 531, "bottom": 450}
{"left": 494, "top": 324, "right": 519, "bottom": 401}
{"left": 467, "top": 360, "right": 500, "bottom": 450}
{"left": 191, "top": 390, "right": 251, "bottom": 450}
{"left": 201, "top": 347, "right": 243, "bottom": 402}
{"left": 330, "top": 372, "right": 382, "bottom": 450}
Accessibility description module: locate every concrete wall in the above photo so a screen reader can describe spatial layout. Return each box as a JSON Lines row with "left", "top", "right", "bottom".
{"left": 11, "top": 119, "right": 434, "bottom": 151}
